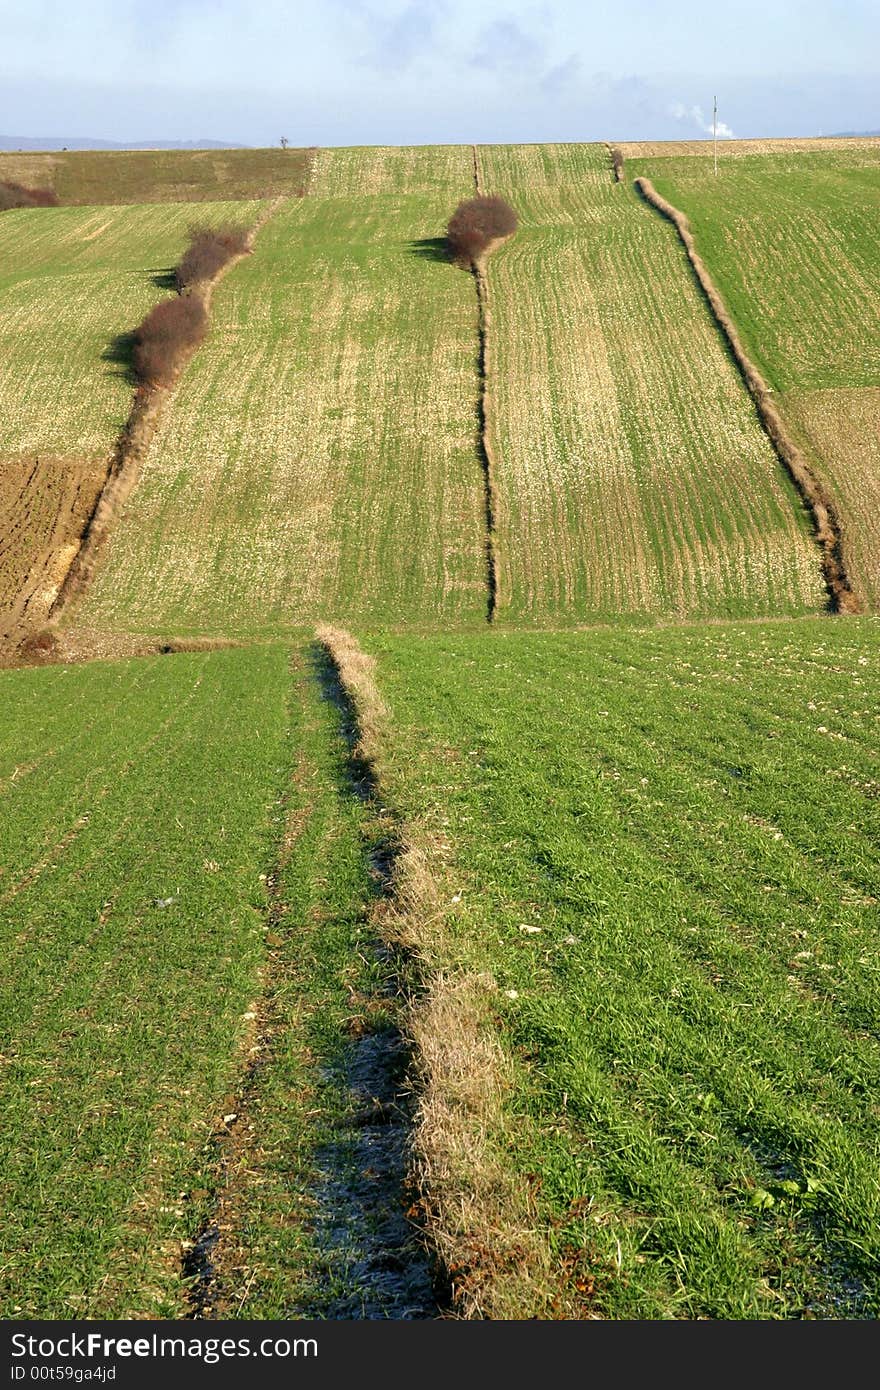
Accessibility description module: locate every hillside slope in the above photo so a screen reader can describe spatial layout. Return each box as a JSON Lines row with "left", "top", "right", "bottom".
{"left": 479, "top": 143, "right": 824, "bottom": 622}
{"left": 76, "top": 149, "right": 489, "bottom": 634}
{"left": 628, "top": 142, "right": 880, "bottom": 607}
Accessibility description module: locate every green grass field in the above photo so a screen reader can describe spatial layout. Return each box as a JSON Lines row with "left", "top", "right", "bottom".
{"left": 628, "top": 142, "right": 880, "bottom": 609}
{"left": 76, "top": 149, "right": 490, "bottom": 635}
{"left": 368, "top": 618, "right": 880, "bottom": 1317}
{"left": 0, "top": 147, "right": 310, "bottom": 205}
{"left": 0, "top": 641, "right": 434, "bottom": 1319}
{"left": 0, "top": 646, "right": 292, "bottom": 1315}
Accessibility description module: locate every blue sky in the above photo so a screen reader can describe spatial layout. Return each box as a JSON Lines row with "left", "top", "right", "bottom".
{"left": 2, "top": 0, "right": 879, "bottom": 144}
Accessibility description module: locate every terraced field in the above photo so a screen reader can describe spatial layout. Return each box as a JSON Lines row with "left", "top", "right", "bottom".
{"left": 627, "top": 141, "right": 880, "bottom": 608}
{"left": 77, "top": 148, "right": 489, "bottom": 635}
{"left": 367, "top": 618, "right": 880, "bottom": 1318}
{"left": 478, "top": 143, "right": 824, "bottom": 622}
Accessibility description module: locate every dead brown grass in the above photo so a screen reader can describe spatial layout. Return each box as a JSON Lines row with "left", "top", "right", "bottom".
{"left": 635, "top": 176, "right": 860, "bottom": 614}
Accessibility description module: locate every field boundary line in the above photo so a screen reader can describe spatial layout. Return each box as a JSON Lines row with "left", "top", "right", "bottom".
{"left": 471, "top": 143, "right": 482, "bottom": 196}
{"left": 315, "top": 624, "right": 556, "bottom": 1319}
{"left": 605, "top": 143, "right": 625, "bottom": 182}
{"left": 473, "top": 256, "right": 501, "bottom": 623}
{"left": 469, "top": 145, "right": 502, "bottom": 622}
{"left": 634, "top": 176, "right": 860, "bottom": 614}
{"left": 46, "top": 197, "right": 286, "bottom": 630}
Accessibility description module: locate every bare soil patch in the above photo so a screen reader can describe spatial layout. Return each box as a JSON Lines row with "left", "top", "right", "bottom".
{"left": 0, "top": 455, "right": 105, "bottom": 657}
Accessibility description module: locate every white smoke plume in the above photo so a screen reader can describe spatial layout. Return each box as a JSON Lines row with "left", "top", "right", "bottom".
{"left": 670, "top": 101, "right": 736, "bottom": 139}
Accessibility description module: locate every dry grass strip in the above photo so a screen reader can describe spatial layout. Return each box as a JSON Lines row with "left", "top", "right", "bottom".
{"left": 315, "top": 624, "right": 556, "bottom": 1318}
{"left": 635, "top": 177, "right": 860, "bottom": 614}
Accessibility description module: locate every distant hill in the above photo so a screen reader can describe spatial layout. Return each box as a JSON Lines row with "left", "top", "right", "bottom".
{"left": 0, "top": 136, "right": 246, "bottom": 151}
{"left": 829, "top": 129, "right": 880, "bottom": 138}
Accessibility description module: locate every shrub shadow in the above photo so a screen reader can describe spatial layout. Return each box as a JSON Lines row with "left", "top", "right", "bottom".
{"left": 406, "top": 237, "right": 451, "bottom": 264}
{"left": 148, "top": 267, "right": 178, "bottom": 290}
{"left": 102, "top": 330, "right": 138, "bottom": 384}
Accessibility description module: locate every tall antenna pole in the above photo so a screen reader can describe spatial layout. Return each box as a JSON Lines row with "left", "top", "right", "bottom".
{"left": 713, "top": 94, "right": 718, "bottom": 176}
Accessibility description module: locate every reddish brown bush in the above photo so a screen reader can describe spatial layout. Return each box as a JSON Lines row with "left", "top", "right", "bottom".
{"left": 176, "top": 223, "right": 251, "bottom": 291}
{"left": 0, "top": 180, "right": 59, "bottom": 210}
{"left": 446, "top": 195, "right": 517, "bottom": 266}
{"left": 132, "top": 295, "right": 208, "bottom": 387}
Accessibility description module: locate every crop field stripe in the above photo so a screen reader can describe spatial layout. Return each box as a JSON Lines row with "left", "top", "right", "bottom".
{"left": 634, "top": 177, "right": 858, "bottom": 615}
{"left": 0, "top": 646, "right": 299, "bottom": 1316}
{"left": 0, "top": 147, "right": 313, "bottom": 206}
{"left": 476, "top": 144, "right": 824, "bottom": 625}
{"left": 49, "top": 200, "right": 283, "bottom": 631}
{"left": 625, "top": 146, "right": 880, "bottom": 608}
{"left": 364, "top": 620, "right": 880, "bottom": 1317}
{"left": 75, "top": 148, "right": 489, "bottom": 635}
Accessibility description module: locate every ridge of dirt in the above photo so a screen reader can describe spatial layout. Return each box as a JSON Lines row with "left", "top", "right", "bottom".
{"left": 635, "top": 176, "right": 860, "bottom": 615}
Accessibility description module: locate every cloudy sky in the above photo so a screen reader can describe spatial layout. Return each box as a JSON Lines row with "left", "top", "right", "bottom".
{"left": 2, "top": 0, "right": 879, "bottom": 145}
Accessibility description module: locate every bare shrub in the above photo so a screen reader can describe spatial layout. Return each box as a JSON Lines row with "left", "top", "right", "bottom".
{"left": 0, "top": 180, "right": 59, "bottom": 210}
{"left": 176, "top": 223, "right": 251, "bottom": 291}
{"left": 609, "top": 146, "right": 625, "bottom": 182}
{"left": 132, "top": 295, "right": 208, "bottom": 388}
{"left": 447, "top": 196, "right": 517, "bottom": 267}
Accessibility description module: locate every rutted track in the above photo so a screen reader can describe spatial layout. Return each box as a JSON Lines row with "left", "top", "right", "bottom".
{"left": 635, "top": 176, "right": 860, "bottom": 615}
{"left": 316, "top": 626, "right": 552, "bottom": 1318}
